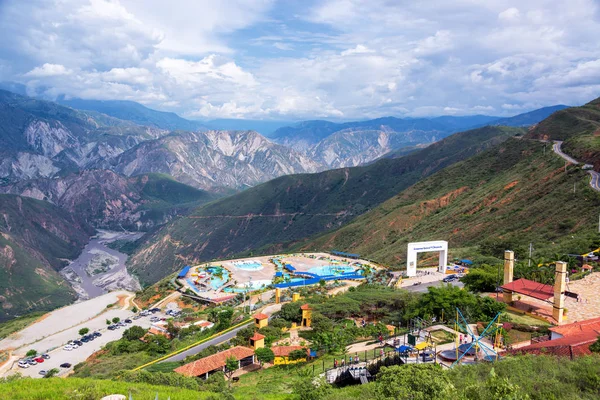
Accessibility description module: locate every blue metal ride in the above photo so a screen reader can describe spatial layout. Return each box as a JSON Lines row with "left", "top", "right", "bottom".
{"left": 451, "top": 308, "right": 500, "bottom": 367}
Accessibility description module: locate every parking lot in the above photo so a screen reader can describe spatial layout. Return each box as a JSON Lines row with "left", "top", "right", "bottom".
{"left": 0, "top": 292, "right": 168, "bottom": 379}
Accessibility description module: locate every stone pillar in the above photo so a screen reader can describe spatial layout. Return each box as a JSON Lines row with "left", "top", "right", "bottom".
{"left": 503, "top": 250, "right": 514, "bottom": 303}
{"left": 553, "top": 261, "right": 567, "bottom": 324}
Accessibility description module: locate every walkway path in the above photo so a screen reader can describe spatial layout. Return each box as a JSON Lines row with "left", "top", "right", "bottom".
{"left": 552, "top": 141, "right": 600, "bottom": 192}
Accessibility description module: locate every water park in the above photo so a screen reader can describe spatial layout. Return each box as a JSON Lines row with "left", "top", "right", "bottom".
{"left": 176, "top": 252, "right": 378, "bottom": 302}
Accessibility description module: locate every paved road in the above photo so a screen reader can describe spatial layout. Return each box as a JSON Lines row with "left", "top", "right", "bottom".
{"left": 159, "top": 303, "right": 282, "bottom": 363}
{"left": 552, "top": 141, "right": 579, "bottom": 165}
{"left": 160, "top": 322, "right": 253, "bottom": 363}
{"left": 403, "top": 279, "right": 463, "bottom": 293}
{"left": 552, "top": 141, "right": 600, "bottom": 192}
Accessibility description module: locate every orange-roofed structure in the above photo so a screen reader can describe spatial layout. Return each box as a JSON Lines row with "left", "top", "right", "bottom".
{"left": 249, "top": 332, "right": 265, "bottom": 350}
{"left": 253, "top": 313, "right": 269, "bottom": 329}
{"left": 549, "top": 317, "right": 600, "bottom": 340}
{"left": 511, "top": 331, "right": 598, "bottom": 359}
{"left": 500, "top": 278, "right": 554, "bottom": 301}
{"left": 174, "top": 346, "right": 255, "bottom": 379}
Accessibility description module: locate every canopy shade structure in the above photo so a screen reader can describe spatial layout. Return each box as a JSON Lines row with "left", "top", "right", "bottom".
{"left": 331, "top": 250, "right": 360, "bottom": 258}
{"left": 500, "top": 278, "right": 554, "bottom": 301}
{"left": 460, "top": 259, "right": 473, "bottom": 265}
{"left": 178, "top": 266, "right": 191, "bottom": 278}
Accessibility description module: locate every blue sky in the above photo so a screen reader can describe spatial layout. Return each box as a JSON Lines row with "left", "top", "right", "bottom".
{"left": 0, "top": 0, "right": 599, "bottom": 120}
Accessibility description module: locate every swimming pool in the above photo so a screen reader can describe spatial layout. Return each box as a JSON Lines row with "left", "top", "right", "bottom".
{"left": 308, "top": 265, "right": 358, "bottom": 276}
{"left": 224, "top": 279, "right": 272, "bottom": 293}
{"left": 204, "top": 267, "right": 230, "bottom": 290}
{"left": 233, "top": 261, "right": 264, "bottom": 271}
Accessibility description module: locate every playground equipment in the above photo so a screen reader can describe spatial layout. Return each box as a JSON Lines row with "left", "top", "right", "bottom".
{"left": 449, "top": 308, "right": 501, "bottom": 367}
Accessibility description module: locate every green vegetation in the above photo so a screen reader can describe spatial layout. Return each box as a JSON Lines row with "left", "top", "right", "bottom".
{"left": 78, "top": 327, "right": 90, "bottom": 336}
{"left": 298, "top": 138, "right": 600, "bottom": 268}
{"left": 0, "top": 194, "right": 92, "bottom": 321}
{"left": 0, "top": 311, "right": 45, "bottom": 339}
{"left": 25, "top": 349, "right": 37, "bottom": 357}
{"left": 129, "top": 126, "right": 522, "bottom": 284}
{"left": 527, "top": 97, "right": 600, "bottom": 166}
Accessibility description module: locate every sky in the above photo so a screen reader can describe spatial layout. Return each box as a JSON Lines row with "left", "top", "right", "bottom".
{"left": 0, "top": 0, "right": 599, "bottom": 121}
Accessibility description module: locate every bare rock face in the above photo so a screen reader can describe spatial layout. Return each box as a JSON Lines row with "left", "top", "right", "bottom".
{"left": 107, "top": 130, "right": 324, "bottom": 190}
{"left": 92, "top": 268, "right": 141, "bottom": 292}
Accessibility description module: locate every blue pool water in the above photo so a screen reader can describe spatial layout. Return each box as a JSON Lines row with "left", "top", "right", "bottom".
{"left": 233, "top": 261, "right": 264, "bottom": 271}
{"left": 205, "top": 267, "right": 229, "bottom": 290}
{"left": 223, "top": 279, "right": 272, "bottom": 293}
{"left": 308, "top": 265, "right": 357, "bottom": 276}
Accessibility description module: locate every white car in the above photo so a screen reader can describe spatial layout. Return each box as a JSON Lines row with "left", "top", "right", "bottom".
{"left": 18, "top": 361, "right": 30, "bottom": 368}
{"left": 63, "top": 345, "right": 73, "bottom": 351}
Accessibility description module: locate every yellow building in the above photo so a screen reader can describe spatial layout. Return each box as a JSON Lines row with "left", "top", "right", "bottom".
{"left": 272, "top": 346, "right": 308, "bottom": 365}
{"left": 292, "top": 292, "right": 301, "bottom": 302}
{"left": 249, "top": 332, "right": 265, "bottom": 350}
{"left": 301, "top": 304, "right": 312, "bottom": 327}
{"left": 253, "top": 313, "right": 269, "bottom": 329}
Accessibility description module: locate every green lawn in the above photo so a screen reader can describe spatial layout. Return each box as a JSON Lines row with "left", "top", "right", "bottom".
{"left": 504, "top": 310, "right": 550, "bottom": 326}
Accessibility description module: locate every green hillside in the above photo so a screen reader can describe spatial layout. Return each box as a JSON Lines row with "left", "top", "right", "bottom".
{"left": 297, "top": 138, "right": 600, "bottom": 266}
{"left": 128, "top": 126, "right": 522, "bottom": 284}
{"left": 0, "top": 195, "right": 93, "bottom": 321}
{"left": 527, "top": 97, "right": 600, "bottom": 169}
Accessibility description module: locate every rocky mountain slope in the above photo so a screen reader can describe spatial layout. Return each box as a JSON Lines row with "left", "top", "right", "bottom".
{"left": 0, "top": 194, "right": 94, "bottom": 321}
{"left": 272, "top": 109, "right": 566, "bottom": 168}
{"left": 102, "top": 130, "right": 323, "bottom": 191}
{"left": 297, "top": 138, "right": 600, "bottom": 267}
{"left": 127, "top": 125, "right": 521, "bottom": 284}
{"left": 0, "top": 171, "right": 216, "bottom": 230}
{"left": 526, "top": 98, "right": 600, "bottom": 170}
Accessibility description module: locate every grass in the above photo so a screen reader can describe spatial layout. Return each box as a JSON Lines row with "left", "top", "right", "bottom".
{"left": 429, "top": 329, "right": 456, "bottom": 344}
{"left": 0, "top": 311, "right": 46, "bottom": 339}
{"left": 297, "top": 138, "right": 600, "bottom": 268}
{"left": 128, "top": 126, "right": 521, "bottom": 284}
{"left": 504, "top": 310, "right": 550, "bottom": 326}
{"left": 0, "top": 377, "right": 215, "bottom": 400}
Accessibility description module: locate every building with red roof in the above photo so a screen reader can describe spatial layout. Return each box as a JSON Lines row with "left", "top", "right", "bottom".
{"left": 500, "top": 278, "right": 554, "bottom": 301}
{"left": 174, "top": 346, "right": 255, "bottom": 379}
{"left": 549, "top": 317, "right": 600, "bottom": 340}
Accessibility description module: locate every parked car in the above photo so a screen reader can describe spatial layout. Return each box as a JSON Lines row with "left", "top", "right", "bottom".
{"left": 60, "top": 363, "right": 72, "bottom": 368}
{"left": 133, "top": 315, "right": 142, "bottom": 320}
{"left": 34, "top": 357, "right": 45, "bottom": 363}
{"left": 124, "top": 319, "right": 132, "bottom": 324}
{"left": 39, "top": 370, "right": 47, "bottom": 376}
{"left": 17, "top": 360, "right": 29, "bottom": 368}
{"left": 27, "top": 359, "right": 37, "bottom": 365}
{"left": 63, "top": 345, "right": 73, "bottom": 351}
{"left": 42, "top": 353, "right": 50, "bottom": 360}
{"left": 73, "top": 340, "right": 83, "bottom": 346}
{"left": 150, "top": 308, "right": 160, "bottom": 313}
{"left": 93, "top": 331, "right": 102, "bottom": 337}
{"left": 107, "top": 325, "right": 116, "bottom": 331}
{"left": 443, "top": 274, "right": 458, "bottom": 283}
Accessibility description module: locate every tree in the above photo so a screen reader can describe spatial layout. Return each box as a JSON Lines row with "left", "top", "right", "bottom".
{"left": 375, "top": 364, "right": 456, "bottom": 400}
{"left": 25, "top": 349, "right": 37, "bottom": 357}
{"left": 291, "top": 370, "right": 331, "bottom": 400}
{"left": 78, "top": 327, "right": 89, "bottom": 336}
{"left": 279, "top": 302, "right": 303, "bottom": 323}
{"left": 167, "top": 321, "right": 180, "bottom": 338}
{"left": 255, "top": 347, "right": 275, "bottom": 366}
{"left": 106, "top": 319, "right": 111, "bottom": 325}
{"left": 123, "top": 325, "right": 146, "bottom": 341}
{"left": 288, "top": 349, "right": 307, "bottom": 362}
{"left": 44, "top": 368, "right": 59, "bottom": 378}
{"left": 112, "top": 317, "right": 120, "bottom": 324}
{"left": 590, "top": 336, "right": 600, "bottom": 353}
{"left": 147, "top": 334, "right": 171, "bottom": 355}
{"left": 132, "top": 306, "right": 138, "bottom": 313}
{"left": 224, "top": 356, "right": 239, "bottom": 388}
{"left": 461, "top": 266, "right": 498, "bottom": 292}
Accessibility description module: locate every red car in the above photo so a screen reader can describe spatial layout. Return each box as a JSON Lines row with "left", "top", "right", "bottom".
{"left": 34, "top": 357, "right": 44, "bottom": 363}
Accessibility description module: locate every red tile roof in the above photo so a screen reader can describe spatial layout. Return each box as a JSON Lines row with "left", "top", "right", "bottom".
{"left": 549, "top": 317, "right": 600, "bottom": 337}
{"left": 175, "top": 346, "right": 255, "bottom": 377}
{"left": 300, "top": 304, "right": 311, "bottom": 310}
{"left": 272, "top": 346, "right": 308, "bottom": 357}
{"left": 511, "top": 331, "right": 598, "bottom": 359}
{"left": 253, "top": 313, "right": 269, "bottom": 320}
{"left": 500, "top": 278, "right": 554, "bottom": 300}
{"left": 250, "top": 332, "right": 266, "bottom": 341}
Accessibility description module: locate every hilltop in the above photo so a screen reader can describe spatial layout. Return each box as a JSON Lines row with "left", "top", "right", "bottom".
{"left": 297, "top": 138, "right": 600, "bottom": 265}
{"left": 526, "top": 97, "right": 600, "bottom": 169}
{"left": 127, "top": 125, "right": 522, "bottom": 284}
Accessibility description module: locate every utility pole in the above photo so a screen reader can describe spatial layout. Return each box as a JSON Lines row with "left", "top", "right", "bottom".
{"left": 574, "top": 182, "right": 576, "bottom": 193}
{"left": 528, "top": 243, "right": 533, "bottom": 268}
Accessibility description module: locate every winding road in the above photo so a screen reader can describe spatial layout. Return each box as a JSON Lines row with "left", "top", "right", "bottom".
{"left": 552, "top": 141, "right": 600, "bottom": 192}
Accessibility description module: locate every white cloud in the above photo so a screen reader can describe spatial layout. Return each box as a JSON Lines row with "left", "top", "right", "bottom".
{"left": 1, "top": 0, "right": 599, "bottom": 119}
{"left": 25, "top": 63, "right": 72, "bottom": 77}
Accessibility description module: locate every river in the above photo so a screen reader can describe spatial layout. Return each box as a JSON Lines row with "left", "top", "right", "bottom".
{"left": 61, "top": 230, "right": 144, "bottom": 300}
